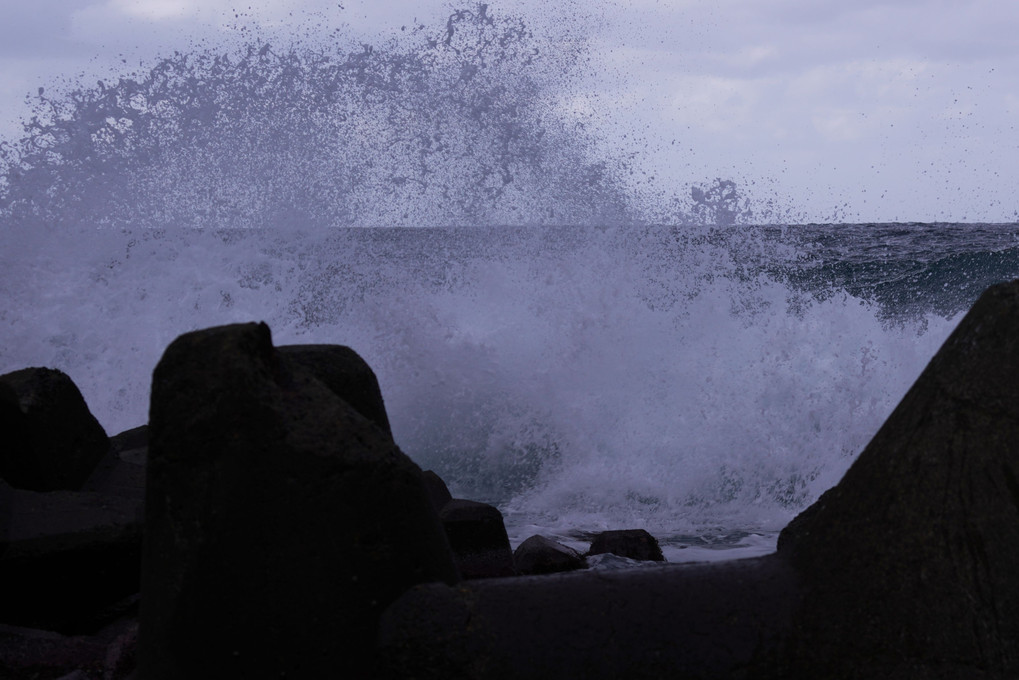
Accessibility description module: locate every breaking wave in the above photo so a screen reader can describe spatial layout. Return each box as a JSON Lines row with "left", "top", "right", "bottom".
{"left": 0, "top": 4, "right": 958, "bottom": 553}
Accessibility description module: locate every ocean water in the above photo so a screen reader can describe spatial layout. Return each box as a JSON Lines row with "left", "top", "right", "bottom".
{"left": 2, "top": 7, "right": 1018, "bottom": 562}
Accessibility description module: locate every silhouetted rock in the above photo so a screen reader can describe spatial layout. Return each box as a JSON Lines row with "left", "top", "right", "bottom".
{"left": 139, "top": 322, "right": 458, "bottom": 679}
{"left": 422, "top": 469, "right": 453, "bottom": 512}
{"left": 379, "top": 554, "right": 801, "bottom": 679}
{"left": 514, "top": 535, "right": 587, "bottom": 575}
{"left": 0, "top": 367, "right": 108, "bottom": 491}
{"left": 277, "top": 343, "right": 393, "bottom": 438}
{"left": 588, "top": 529, "right": 664, "bottom": 562}
{"left": 441, "top": 499, "right": 516, "bottom": 579}
{"left": 775, "top": 279, "right": 1019, "bottom": 677}
{"left": 0, "top": 480, "right": 143, "bottom": 634}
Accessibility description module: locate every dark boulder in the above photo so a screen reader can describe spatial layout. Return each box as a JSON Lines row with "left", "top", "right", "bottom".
{"left": 277, "top": 343, "right": 393, "bottom": 438}
{"left": 514, "top": 535, "right": 587, "bottom": 575}
{"left": 0, "top": 367, "right": 108, "bottom": 491}
{"left": 0, "top": 480, "right": 143, "bottom": 634}
{"left": 379, "top": 554, "right": 801, "bottom": 679}
{"left": 777, "top": 279, "right": 1019, "bottom": 678}
{"left": 587, "top": 529, "right": 664, "bottom": 562}
{"left": 422, "top": 469, "right": 453, "bottom": 513}
{"left": 441, "top": 499, "right": 516, "bottom": 579}
{"left": 139, "top": 323, "right": 458, "bottom": 679}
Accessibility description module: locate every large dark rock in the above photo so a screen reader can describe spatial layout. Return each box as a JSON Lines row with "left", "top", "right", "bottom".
{"left": 0, "top": 480, "right": 143, "bottom": 634}
{"left": 587, "top": 529, "right": 664, "bottom": 562}
{"left": 378, "top": 555, "right": 801, "bottom": 679}
{"left": 514, "top": 535, "right": 587, "bottom": 575}
{"left": 139, "top": 322, "right": 458, "bottom": 679}
{"left": 440, "top": 499, "right": 516, "bottom": 579}
{"left": 277, "top": 343, "right": 393, "bottom": 438}
{"left": 0, "top": 367, "right": 108, "bottom": 491}
{"left": 774, "top": 279, "right": 1019, "bottom": 677}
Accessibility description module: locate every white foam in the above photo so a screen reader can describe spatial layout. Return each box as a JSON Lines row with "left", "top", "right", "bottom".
{"left": 0, "top": 225, "right": 956, "bottom": 540}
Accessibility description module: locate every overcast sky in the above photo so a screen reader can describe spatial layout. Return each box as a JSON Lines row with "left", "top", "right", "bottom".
{"left": 1, "top": 0, "right": 1016, "bottom": 223}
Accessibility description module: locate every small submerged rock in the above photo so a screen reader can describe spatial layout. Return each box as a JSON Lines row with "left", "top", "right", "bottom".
{"left": 587, "top": 529, "right": 664, "bottom": 562}
{"left": 514, "top": 535, "right": 587, "bottom": 575}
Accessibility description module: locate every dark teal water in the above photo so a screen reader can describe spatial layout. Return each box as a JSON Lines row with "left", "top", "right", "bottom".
{"left": 776, "top": 222, "right": 1019, "bottom": 318}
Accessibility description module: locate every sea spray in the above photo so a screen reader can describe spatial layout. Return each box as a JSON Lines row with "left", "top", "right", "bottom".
{"left": 0, "top": 6, "right": 633, "bottom": 230}
{"left": 0, "top": 5, "right": 977, "bottom": 553}
{"left": 0, "top": 221, "right": 956, "bottom": 547}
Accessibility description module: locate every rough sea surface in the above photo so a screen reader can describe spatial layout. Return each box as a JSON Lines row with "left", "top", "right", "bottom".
{"left": 2, "top": 6, "right": 1017, "bottom": 561}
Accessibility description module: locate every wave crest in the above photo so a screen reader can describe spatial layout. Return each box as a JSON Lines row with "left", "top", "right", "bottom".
{"left": 1, "top": 4, "right": 635, "bottom": 229}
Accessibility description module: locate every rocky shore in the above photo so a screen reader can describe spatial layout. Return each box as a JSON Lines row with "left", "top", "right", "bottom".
{"left": 5, "top": 280, "right": 1019, "bottom": 678}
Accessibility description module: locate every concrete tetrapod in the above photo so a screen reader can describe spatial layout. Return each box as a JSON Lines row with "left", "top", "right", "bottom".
{"left": 378, "top": 280, "right": 1019, "bottom": 679}
{"left": 138, "top": 322, "right": 458, "bottom": 679}
{"left": 775, "top": 279, "right": 1019, "bottom": 676}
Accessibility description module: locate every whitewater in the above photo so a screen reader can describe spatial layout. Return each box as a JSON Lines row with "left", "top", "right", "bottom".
{"left": 1, "top": 6, "right": 1014, "bottom": 561}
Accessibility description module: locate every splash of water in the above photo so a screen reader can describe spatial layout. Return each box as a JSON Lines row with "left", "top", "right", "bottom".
{"left": 0, "top": 5, "right": 956, "bottom": 549}
{"left": 1, "top": 5, "right": 635, "bottom": 229}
